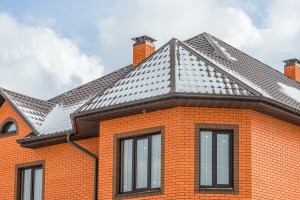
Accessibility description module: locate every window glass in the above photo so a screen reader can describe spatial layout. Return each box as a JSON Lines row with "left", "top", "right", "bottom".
{"left": 34, "top": 168, "right": 43, "bottom": 200}
{"left": 217, "top": 133, "right": 229, "bottom": 185}
{"left": 3, "top": 122, "right": 16, "bottom": 133}
{"left": 151, "top": 134, "right": 161, "bottom": 188}
{"left": 21, "top": 169, "right": 31, "bottom": 200}
{"left": 121, "top": 139, "right": 133, "bottom": 192}
{"left": 200, "top": 131, "right": 212, "bottom": 186}
{"left": 136, "top": 138, "right": 148, "bottom": 189}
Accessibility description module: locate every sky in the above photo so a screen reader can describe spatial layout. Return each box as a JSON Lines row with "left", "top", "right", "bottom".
{"left": 0, "top": 0, "right": 299, "bottom": 100}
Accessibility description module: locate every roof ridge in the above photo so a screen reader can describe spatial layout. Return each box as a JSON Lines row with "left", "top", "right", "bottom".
{"left": 177, "top": 40, "right": 262, "bottom": 97}
{"left": 48, "top": 65, "right": 132, "bottom": 102}
{"left": 0, "top": 87, "right": 52, "bottom": 104}
{"left": 73, "top": 39, "right": 173, "bottom": 116}
{"left": 205, "top": 33, "right": 300, "bottom": 88}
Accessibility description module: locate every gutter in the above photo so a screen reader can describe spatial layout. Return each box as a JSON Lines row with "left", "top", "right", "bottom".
{"left": 67, "top": 133, "right": 98, "bottom": 200}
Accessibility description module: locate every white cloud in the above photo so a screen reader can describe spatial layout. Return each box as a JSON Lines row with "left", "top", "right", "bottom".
{"left": 0, "top": 13, "right": 104, "bottom": 99}
{"left": 97, "top": 0, "right": 300, "bottom": 73}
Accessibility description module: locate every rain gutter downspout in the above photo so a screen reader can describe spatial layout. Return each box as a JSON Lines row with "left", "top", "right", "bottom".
{"left": 67, "top": 133, "right": 98, "bottom": 200}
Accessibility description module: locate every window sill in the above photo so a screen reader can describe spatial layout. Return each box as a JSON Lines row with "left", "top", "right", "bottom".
{"left": 116, "top": 189, "right": 161, "bottom": 199}
{"left": 0, "top": 132, "right": 18, "bottom": 139}
{"left": 199, "top": 187, "right": 236, "bottom": 194}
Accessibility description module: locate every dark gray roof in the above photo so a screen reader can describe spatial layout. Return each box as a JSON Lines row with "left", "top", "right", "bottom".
{"left": 1, "top": 32, "right": 300, "bottom": 144}
{"left": 77, "top": 39, "right": 256, "bottom": 113}
{"left": 185, "top": 32, "right": 300, "bottom": 110}
{"left": 0, "top": 65, "right": 132, "bottom": 136}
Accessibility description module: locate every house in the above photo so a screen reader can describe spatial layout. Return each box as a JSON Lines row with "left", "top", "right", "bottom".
{"left": 0, "top": 32, "right": 300, "bottom": 200}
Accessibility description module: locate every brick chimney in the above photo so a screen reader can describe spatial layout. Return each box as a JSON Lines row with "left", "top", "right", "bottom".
{"left": 283, "top": 59, "right": 300, "bottom": 82}
{"left": 132, "top": 35, "right": 156, "bottom": 67}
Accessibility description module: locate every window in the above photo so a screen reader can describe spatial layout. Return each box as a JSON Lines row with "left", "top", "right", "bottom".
{"left": 200, "top": 130, "right": 233, "bottom": 188}
{"left": 120, "top": 134, "right": 161, "bottom": 194}
{"left": 3, "top": 122, "right": 17, "bottom": 133}
{"left": 0, "top": 118, "right": 18, "bottom": 137}
{"left": 19, "top": 166, "right": 43, "bottom": 200}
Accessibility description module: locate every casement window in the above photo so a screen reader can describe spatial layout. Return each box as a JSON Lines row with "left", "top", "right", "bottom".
{"left": 120, "top": 134, "right": 161, "bottom": 194}
{"left": 200, "top": 130, "right": 233, "bottom": 189}
{"left": 16, "top": 165, "right": 44, "bottom": 200}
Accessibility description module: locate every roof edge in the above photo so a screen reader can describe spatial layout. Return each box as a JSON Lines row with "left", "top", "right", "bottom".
{"left": 0, "top": 88, "right": 40, "bottom": 135}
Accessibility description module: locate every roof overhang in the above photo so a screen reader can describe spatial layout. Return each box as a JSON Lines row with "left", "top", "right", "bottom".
{"left": 18, "top": 93, "right": 300, "bottom": 148}
{"left": 74, "top": 93, "right": 300, "bottom": 126}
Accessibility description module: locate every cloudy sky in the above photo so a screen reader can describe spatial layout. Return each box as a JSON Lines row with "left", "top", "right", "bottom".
{"left": 0, "top": 0, "right": 299, "bottom": 99}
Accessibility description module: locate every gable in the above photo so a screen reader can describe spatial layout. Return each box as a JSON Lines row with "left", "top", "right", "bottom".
{"left": 0, "top": 101, "right": 33, "bottom": 137}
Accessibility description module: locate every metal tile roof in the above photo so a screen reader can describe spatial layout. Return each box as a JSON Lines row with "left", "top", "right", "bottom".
{"left": 79, "top": 43, "right": 172, "bottom": 111}
{"left": 77, "top": 39, "right": 256, "bottom": 113}
{"left": 0, "top": 88, "right": 53, "bottom": 129}
{"left": 185, "top": 32, "right": 300, "bottom": 110}
{"left": 1, "top": 32, "right": 300, "bottom": 143}
{"left": 0, "top": 65, "right": 132, "bottom": 136}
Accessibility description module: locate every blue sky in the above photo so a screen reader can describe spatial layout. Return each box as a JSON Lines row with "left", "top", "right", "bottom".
{"left": 0, "top": 0, "right": 299, "bottom": 99}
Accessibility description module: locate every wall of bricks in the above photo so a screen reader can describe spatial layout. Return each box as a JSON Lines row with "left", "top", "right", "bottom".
{"left": 1, "top": 99, "right": 299, "bottom": 199}
{"left": 133, "top": 43, "right": 155, "bottom": 67}
{"left": 251, "top": 111, "right": 300, "bottom": 199}
{"left": 99, "top": 107, "right": 254, "bottom": 199}
{"left": 0, "top": 101, "right": 98, "bottom": 200}
{"left": 284, "top": 65, "right": 300, "bottom": 82}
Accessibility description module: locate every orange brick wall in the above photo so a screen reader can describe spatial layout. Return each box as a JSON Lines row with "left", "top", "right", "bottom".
{"left": 251, "top": 111, "right": 300, "bottom": 199}
{"left": 2, "top": 100, "right": 300, "bottom": 199}
{"left": 284, "top": 65, "right": 300, "bottom": 82}
{"left": 0, "top": 101, "right": 98, "bottom": 200}
{"left": 99, "top": 107, "right": 253, "bottom": 199}
{"left": 133, "top": 43, "right": 155, "bottom": 67}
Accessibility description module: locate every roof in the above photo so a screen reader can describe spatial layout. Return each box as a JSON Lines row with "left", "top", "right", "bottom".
{"left": 1, "top": 32, "right": 299, "bottom": 147}
{"left": 185, "top": 32, "right": 300, "bottom": 110}
{"left": 0, "top": 65, "right": 132, "bottom": 137}
{"left": 77, "top": 39, "right": 256, "bottom": 113}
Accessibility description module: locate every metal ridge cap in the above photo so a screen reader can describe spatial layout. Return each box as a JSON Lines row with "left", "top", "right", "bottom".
{"left": 178, "top": 40, "right": 263, "bottom": 97}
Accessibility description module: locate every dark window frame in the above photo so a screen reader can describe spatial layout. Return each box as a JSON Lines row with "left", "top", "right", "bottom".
{"left": 113, "top": 126, "right": 164, "bottom": 200}
{"left": 195, "top": 124, "right": 239, "bottom": 194}
{"left": 0, "top": 117, "right": 19, "bottom": 138}
{"left": 15, "top": 160, "right": 45, "bottom": 200}
{"left": 200, "top": 130, "right": 233, "bottom": 189}
{"left": 3, "top": 122, "right": 17, "bottom": 133}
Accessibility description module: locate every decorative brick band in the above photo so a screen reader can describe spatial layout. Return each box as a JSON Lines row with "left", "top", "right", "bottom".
{"left": 112, "top": 126, "right": 165, "bottom": 199}
{"left": 194, "top": 123, "right": 239, "bottom": 194}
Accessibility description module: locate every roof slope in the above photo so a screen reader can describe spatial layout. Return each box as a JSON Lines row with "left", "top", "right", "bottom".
{"left": 0, "top": 65, "right": 132, "bottom": 137}
{"left": 77, "top": 39, "right": 256, "bottom": 113}
{"left": 1, "top": 32, "right": 300, "bottom": 144}
{"left": 185, "top": 32, "right": 300, "bottom": 110}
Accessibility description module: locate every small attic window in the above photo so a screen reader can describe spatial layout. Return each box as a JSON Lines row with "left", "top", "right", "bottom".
{"left": 3, "top": 122, "right": 17, "bottom": 133}
{"left": 0, "top": 118, "right": 18, "bottom": 136}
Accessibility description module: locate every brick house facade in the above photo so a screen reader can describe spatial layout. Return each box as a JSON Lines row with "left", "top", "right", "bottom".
{"left": 0, "top": 33, "right": 300, "bottom": 200}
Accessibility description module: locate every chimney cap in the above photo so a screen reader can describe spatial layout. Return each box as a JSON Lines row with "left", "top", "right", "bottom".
{"left": 132, "top": 35, "right": 157, "bottom": 46}
{"left": 283, "top": 58, "right": 300, "bottom": 66}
